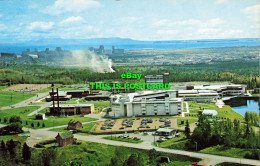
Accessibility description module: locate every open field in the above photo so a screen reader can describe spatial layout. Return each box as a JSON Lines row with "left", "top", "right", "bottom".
{"left": 0, "top": 91, "right": 35, "bottom": 108}
{"left": 37, "top": 84, "right": 62, "bottom": 93}
{"left": 2, "top": 84, "right": 51, "bottom": 92}
{"left": 0, "top": 106, "right": 98, "bottom": 128}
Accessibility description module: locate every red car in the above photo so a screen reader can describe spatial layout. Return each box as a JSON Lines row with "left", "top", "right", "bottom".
{"left": 192, "top": 162, "right": 198, "bottom": 165}
{"left": 119, "top": 127, "right": 124, "bottom": 129}
{"left": 165, "top": 122, "right": 171, "bottom": 124}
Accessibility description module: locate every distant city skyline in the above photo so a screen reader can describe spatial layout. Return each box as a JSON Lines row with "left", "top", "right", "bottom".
{"left": 0, "top": 0, "right": 259, "bottom": 43}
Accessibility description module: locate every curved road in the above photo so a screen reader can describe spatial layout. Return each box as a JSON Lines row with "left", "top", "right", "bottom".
{"left": 25, "top": 127, "right": 260, "bottom": 166}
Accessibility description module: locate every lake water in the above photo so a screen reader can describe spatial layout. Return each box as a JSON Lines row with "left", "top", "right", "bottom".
{"left": 224, "top": 97, "right": 260, "bottom": 117}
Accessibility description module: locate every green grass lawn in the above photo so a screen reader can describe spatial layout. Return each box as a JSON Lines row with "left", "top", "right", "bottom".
{"left": 0, "top": 135, "right": 27, "bottom": 144}
{"left": 251, "top": 93, "right": 260, "bottom": 97}
{"left": 187, "top": 102, "right": 244, "bottom": 122}
{"left": 157, "top": 134, "right": 188, "bottom": 149}
{"left": 177, "top": 118, "right": 197, "bottom": 127}
{"left": 0, "top": 91, "right": 36, "bottom": 108}
{"left": 0, "top": 106, "right": 98, "bottom": 129}
{"left": 49, "top": 123, "right": 95, "bottom": 132}
{"left": 200, "top": 145, "right": 252, "bottom": 158}
{"left": 103, "top": 136, "right": 143, "bottom": 144}
{"left": 80, "top": 123, "right": 95, "bottom": 132}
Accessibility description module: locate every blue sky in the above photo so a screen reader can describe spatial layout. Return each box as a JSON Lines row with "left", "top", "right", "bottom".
{"left": 0, "top": 0, "right": 259, "bottom": 42}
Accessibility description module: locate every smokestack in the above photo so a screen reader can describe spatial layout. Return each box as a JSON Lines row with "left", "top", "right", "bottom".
{"left": 56, "top": 88, "right": 60, "bottom": 115}
{"left": 52, "top": 88, "right": 55, "bottom": 114}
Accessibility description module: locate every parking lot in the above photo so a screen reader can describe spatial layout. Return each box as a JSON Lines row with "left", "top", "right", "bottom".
{"left": 94, "top": 117, "right": 197, "bottom": 133}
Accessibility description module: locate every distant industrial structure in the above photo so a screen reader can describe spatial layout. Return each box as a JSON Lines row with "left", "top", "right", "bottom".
{"left": 49, "top": 104, "right": 94, "bottom": 116}
{"left": 88, "top": 45, "right": 125, "bottom": 55}
{"left": 109, "top": 90, "right": 184, "bottom": 117}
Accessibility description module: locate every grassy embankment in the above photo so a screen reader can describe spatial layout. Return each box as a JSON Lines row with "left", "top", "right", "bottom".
{"left": 33, "top": 141, "right": 199, "bottom": 166}
{"left": 186, "top": 102, "right": 244, "bottom": 122}
{"left": 177, "top": 119, "right": 198, "bottom": 127}
{"left": 49, "top": 123, "right": 95, "bottom": 132}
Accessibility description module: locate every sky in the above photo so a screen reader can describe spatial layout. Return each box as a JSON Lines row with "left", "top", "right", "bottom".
{"left": 0, "top": 0, "right": 259, "bottom": 42}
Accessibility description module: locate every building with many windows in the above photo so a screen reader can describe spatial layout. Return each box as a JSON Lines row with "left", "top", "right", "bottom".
{"left": 109, "top": 90, "right": 183, "bottom": 117}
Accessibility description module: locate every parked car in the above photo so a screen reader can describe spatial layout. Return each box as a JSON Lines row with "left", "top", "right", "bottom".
{"left": 146, "top": 125, "right": 150, "bottom": 128}
{"left": 133, "top": 137, "right": 141, "bottom": 141}
{"left": 119, "top": 127, "right": 124, "bottom": 129}
{"left": 164, "top": 124, "right": 171, "bottom": 127}
{"left": 165, "top": 121, "right": 171, "bottom": 124}
{"left": 159, "top": 125, "right": 165, "bottom": 128}
{"left": 100, "top": 127, "right": 106, "bottom": 130}
{"left": 140, "top": 124, "right": 146, "bottom": 128}
{"left": 143, "top": 132, "right": 148, "bottom": 135}
{"left": 152, "top": 132, "right": 158, "bottom": 136}
{"left": 107, "top": 126, "right": 112, "bottom": 129}
{"left": 128, "top": 136, "right": 133, "bottom": 139}
{"left": 159, "top": 118, "right": 165, "bottom": 122}
{"left": 147, "top": 118, "right": 153, "bottom": 123}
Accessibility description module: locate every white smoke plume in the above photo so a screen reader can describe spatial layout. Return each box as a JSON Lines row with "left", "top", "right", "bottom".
{"left": 62, "top": 50, "right": 115, "bottom": 73}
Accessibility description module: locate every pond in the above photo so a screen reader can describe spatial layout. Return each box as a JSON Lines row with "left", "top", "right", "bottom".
{"left": 224, "top": 97, "right": 260, "bottom": 117}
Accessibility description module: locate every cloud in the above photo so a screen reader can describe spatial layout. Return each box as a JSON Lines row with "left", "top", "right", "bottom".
{"left": 243, "top": 4, "right": 260, "bottom": 21}
{"left": 215, "top": 0, "right": 228, "bottom": 4}
{"left": 59, "top": 16, "right": 86, "bottom": 26}
{"left": 28, "top": 21, "right": 55, "bottom": 31}
{"left": 43, "top": 0, "right": 100, "bottom": 15}
{"left": 0, "top": 23, "right": 7, "bottom": 31}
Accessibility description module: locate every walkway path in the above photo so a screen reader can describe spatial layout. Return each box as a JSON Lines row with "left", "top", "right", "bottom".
{"left": 182, "top": 101, "right": 190, "bottom": 117}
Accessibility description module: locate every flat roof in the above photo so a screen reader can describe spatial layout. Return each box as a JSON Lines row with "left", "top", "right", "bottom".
{"left": 156, "top": 128, "right": 176, "bottom": 132}
{"left": 49, "top": 104, "right": 93, "bottom": 108}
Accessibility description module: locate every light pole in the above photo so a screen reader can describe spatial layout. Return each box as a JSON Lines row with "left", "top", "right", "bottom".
{"left": 194, "top": 141, "right": 197, "bottom": 151}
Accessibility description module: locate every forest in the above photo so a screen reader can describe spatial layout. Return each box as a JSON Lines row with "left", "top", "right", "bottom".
{"left": 185, "top": 114, "right": 260, "bottom": 160}
{"left": 0, "top": 59, "right": 259, "bottom": 89}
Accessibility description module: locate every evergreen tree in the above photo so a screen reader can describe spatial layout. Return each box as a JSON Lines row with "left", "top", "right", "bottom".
{"left": 4, "top": 118, "right": 7, "bottom": 123}
{"left": 37, "top": 122, "right": 40, "bottom": 127}
{"left": 26, "top": 121, "right": 28, "bottom": 125}
{"left": 7, "top": 139, "right": 15, "bottom": 158}
{"left": 185, "top": 120, "right": 190, "bottom": 139}
{"left": 22, "top": 143, "right": 31, "bottom": 161}
{"left": 42, "top": 123, "right": 45, "bottom": 128}
{"left": 31, "top": 123, "right": 34, "bottom": 128}
{"left": 123, "top": 154, "right": 143, "bottom": 166}
{"left": 1, "top": 140, "right": 7, "bottom": 155}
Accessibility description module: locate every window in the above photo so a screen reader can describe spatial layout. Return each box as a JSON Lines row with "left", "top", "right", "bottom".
{"left": 155, "top": 112, "right": 157, "bottom": 115}
{"left": 142, "top": 113, "right": 146, "bottom": 115}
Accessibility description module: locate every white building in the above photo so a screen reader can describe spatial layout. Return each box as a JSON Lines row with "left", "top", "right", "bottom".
{"left": 177, "top": 90, "right": 219, "bottom": 103}
{"left": 109, "top": 90, "right": 184, "bottom": 117}
{"left": 192, "top": 84, "right": 247, "bottom": 96}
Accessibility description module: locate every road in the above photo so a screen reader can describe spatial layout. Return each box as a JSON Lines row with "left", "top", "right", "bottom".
{"left": 25, "top": 127, "right": 260, "bottom": 166}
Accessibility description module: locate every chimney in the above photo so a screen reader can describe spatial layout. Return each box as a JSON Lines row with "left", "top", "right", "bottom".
{"left": 56, "top": 88, "right": 60, "bottom": 115}
{"left": 52, "top": 88, "right": 55, "bottom": 114}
